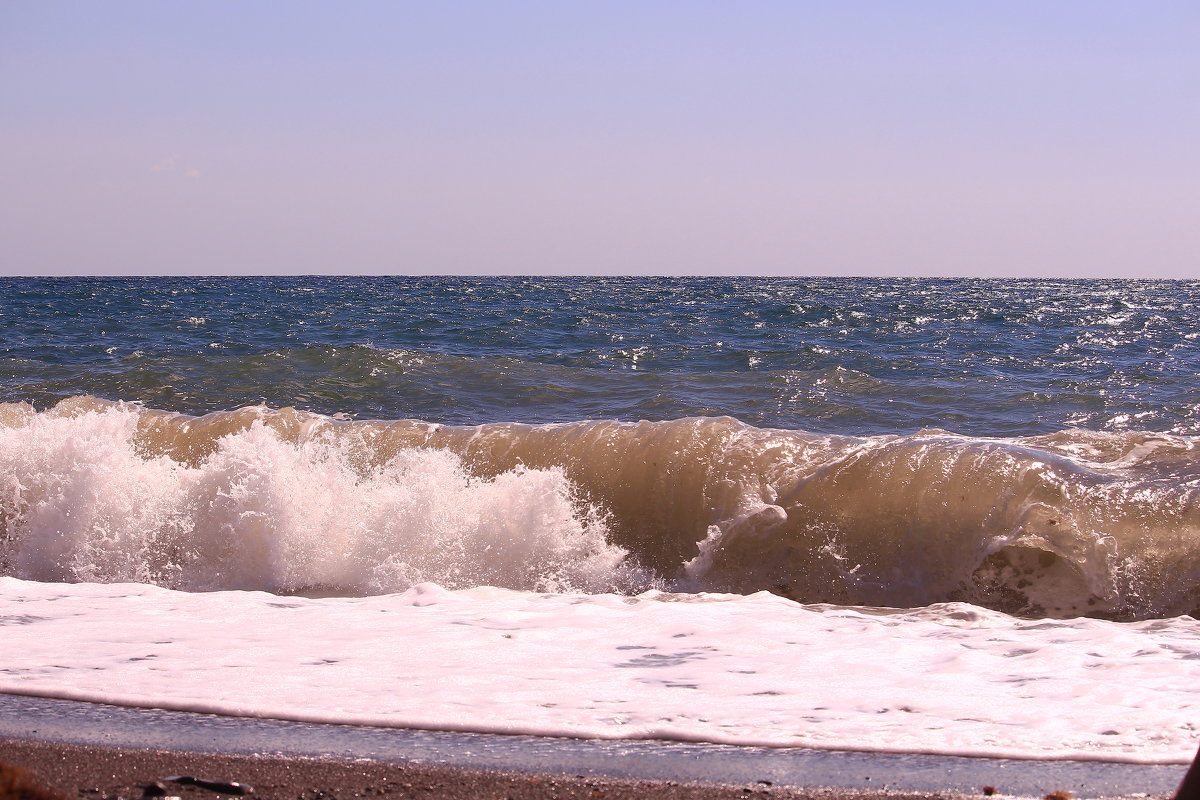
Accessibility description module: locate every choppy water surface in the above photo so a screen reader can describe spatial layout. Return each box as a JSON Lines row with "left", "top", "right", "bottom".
{"left": 1, "top": 276, "right": 1199, "bottom": 762}
{"left": 4, "top": 276, "right": 1200, "bottom": 435}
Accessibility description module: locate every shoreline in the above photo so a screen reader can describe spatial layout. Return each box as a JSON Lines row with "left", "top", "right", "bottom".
{"left": 0, "top": 737, "right": 979, "bottom": 800}
{"left": 0, "top": 695, "right": 1186, "bottom": 799}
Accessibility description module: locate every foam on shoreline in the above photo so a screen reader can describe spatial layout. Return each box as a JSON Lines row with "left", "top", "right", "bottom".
{"left": 2, "top": 577, "right": 1196, "bottom": 763}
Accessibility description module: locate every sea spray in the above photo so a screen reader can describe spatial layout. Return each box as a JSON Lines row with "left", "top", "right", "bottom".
{"left": 0, "top": 401, "right": 649, "bottom": 595}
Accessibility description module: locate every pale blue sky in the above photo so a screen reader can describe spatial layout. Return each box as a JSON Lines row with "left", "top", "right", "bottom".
{"left": 2, "top": 1, "right": 1197, "bottom": 276}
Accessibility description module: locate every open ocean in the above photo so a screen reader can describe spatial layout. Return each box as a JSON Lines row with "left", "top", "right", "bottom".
{"left": 2, "top": 276, "right": 1199, "bottom": 762}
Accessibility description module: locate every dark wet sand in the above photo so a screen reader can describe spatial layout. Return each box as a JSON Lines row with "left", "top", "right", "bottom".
{"left": 0, "top": 738, "right": 991, "bottom": 800}
{"left": 4, "top": 694, "right": 1187, "bottom": 800}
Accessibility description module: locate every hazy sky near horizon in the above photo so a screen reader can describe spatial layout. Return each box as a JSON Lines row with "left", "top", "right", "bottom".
{"left": 2, "top": 2, "right": 1197, "bottom": 277}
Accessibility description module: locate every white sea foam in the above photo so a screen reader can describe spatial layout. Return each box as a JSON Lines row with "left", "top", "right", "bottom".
{"left": 0, "top": 404, "right": 646, "bottom": 595}
{"left": 0, "top": 577, "right": 1196, "bottom": 763}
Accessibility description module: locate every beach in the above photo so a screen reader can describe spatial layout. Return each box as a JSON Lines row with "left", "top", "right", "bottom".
{"left": 3, "top": 736, "right": 987, "bottom": 800}
{"left": 0, "top": 734, "right": 1185, "bottom": 800}
{"left": 8, "top": 0, "right": 1199, "bottom": 789}
{"left": 2, "top": 277, "right": 1199, "bottom": 790}
{"left": 3, "top": 737, "right": 843, "bottom": 800}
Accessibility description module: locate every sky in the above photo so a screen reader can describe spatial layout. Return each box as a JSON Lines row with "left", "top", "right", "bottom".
{"left": 1, "top": 1, "right": 1197, "bottom": 277}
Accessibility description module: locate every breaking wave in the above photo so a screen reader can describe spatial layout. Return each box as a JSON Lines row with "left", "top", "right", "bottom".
{"left": 3, "top": 397, "right": 1200, "bottom": 620}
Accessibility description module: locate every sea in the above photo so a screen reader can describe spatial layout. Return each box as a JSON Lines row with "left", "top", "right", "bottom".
{"left": 1, "top": 276, "right": 1198, "bottom": 763}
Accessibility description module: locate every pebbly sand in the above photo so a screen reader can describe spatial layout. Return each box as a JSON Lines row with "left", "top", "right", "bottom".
{"left": 1, "top": 738, "right": 978, "bottom": 800}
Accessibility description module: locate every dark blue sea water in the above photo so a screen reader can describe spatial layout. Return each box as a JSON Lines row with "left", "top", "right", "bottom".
{"left": 4, "top": 276, "right": 1199, "bottom": 437}
{"left": 3, "top": 276, "right": 1200, "bottom": 619}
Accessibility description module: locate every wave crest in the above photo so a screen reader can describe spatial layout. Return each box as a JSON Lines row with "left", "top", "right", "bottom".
{"left": 3, "top": 397, "right": 1200, "bottom": 619}
{"left": 0, "top": 399, "right": 647, "bottom": 595}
